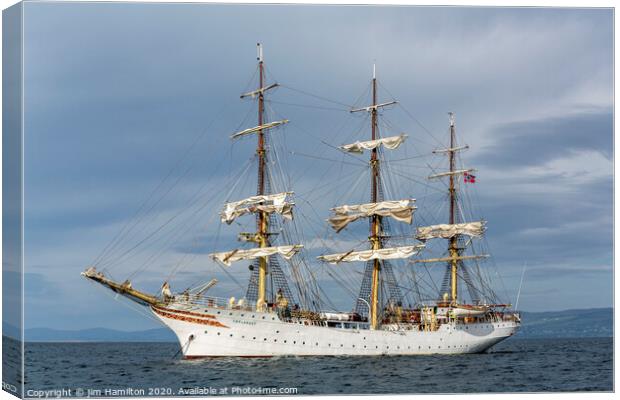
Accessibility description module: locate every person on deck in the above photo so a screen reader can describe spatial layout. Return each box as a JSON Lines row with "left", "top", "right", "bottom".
{"left": 276, "top": 288, "right": 290, "bottom": 319}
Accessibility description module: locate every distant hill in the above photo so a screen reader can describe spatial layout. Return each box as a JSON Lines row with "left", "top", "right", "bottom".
{"left": 23, "top": 327, "right": 176, "bottom": 342}
{"left": 2, "top": 322, "right": 20, "bottom": 340}
{"left": 516, "top": 307, "right": 612, "bottom": 338}
{"left": 8, "top": 307, "right": 612, "bottom": 342}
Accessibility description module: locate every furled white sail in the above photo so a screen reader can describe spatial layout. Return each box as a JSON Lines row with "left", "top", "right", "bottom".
{"left": 211, "top": 245, "right": 303, "bottom": 267}
{"left": 240, "top": 83, "right": 279, "bottom": 99}
{"left": 428, "top": 169, "right": 475, "bottom": 180}
{"left": 350, "top": 101, "right": 398, "bottom": 113}
{"left": 432, "top": 145, "right": 469, "bottom": 154}
{"left": 340, "top": 134, "right": 407, "bottom": 154}
{"left": 328, "top": 200, "right": 416, "bottom": 232}
{"left": 230, "top": 120, "right": 289, "bottom": 139}
{"left": 416, "top": 221, "right": 486, "bottom": 241}
{"left": 221, "top": 192, "right": 294, "bottom": 224}
{"left": 317, "top": 245, "right": 424, "bottom": 264}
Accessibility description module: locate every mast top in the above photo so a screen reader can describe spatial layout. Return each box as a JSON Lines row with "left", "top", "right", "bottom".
{"left": 257, "top": 43, "right": 263, "bottom": 62}
{"left": 449, "top": 111, "right": 455, "bottom": 127}
{"left": 373, "top": 63, "right": 376, "bottom": 79}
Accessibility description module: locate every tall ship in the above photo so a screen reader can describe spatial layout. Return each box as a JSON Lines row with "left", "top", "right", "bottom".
{"left": 83, "top": 44, "right": 520, "bottom": 357}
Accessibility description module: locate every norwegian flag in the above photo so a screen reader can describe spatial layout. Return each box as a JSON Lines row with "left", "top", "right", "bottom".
{"left": 464, "top": 172, "right": 476, "bottom": 183}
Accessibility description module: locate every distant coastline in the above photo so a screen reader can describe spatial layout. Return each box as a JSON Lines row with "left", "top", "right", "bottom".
{"left": 6, "top": 307, "right": 612, "bottom": 343}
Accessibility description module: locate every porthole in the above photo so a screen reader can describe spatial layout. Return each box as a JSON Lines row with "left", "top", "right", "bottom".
{"left": 303, "top": 341, "right": 306, "bottom": 345}
{"left": 262, "top": 316, "right": 266, "bottom": 319}
{"left": 204, "top": 330, "right": 208, "bottom": 334}
{"left": 251, "top": 315, "right": 255, "bottom": 318}
{"left": 352, "top": 345, "right": 355, "bottom": 348}
{"left": 274, "top": 339, "right": 277, "bottom": 342}
{"left": 217, "top": 332, "right": 221, "bottom": 336}
{"left": 253, "top": 337, "right": 256, "bottom": 340}
{"left": 276, "top": 330, "right": 280, "bottom": 334}
{"left": 340, "top": 344, "right": 344, "bottom": 347}
{"left": 229, "top": 312, "right": 232, "bottom": 316}
{"left": 263, "top": 338, "right": 267, "bottom": 341}
{"left": 293, "top": 341, "right": 296, "bottom": 344}
{"left": 217, "top": 311, "right": 221, "bottom": 314}
{"left": 272, "top": 317, "right": 275, "bottom": 320}
{"left": 229, "top": 334, "right": 233, "bottom": 337}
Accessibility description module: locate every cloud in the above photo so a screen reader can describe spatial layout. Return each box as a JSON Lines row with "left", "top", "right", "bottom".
{"left": 19, "top": 4, "right": 613, "bottom": 328}
{"left": 474, "top": 108, "right": 612, "bottom": 169}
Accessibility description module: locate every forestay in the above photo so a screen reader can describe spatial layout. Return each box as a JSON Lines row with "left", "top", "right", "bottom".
{"left": 221, "top": 192, "right": 294, "bottom": 224}
{"left": 416, "top": 221, "right": 486, "bottom": 241}
{"left": 317, "top": 245, "right": 425, "bottom": 264}
{"left": 211, "top": 245, "right": 304, "bottom": 267}
{"left": 339, "top": 134, "right": 407, "bottom": 154}
{"left": 328, "top": 200, "right": 416, "bottom": 233}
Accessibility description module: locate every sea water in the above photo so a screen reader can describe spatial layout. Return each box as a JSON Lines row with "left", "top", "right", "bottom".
{"left": 5, "top": 337, "right": 613, "bottom": 396}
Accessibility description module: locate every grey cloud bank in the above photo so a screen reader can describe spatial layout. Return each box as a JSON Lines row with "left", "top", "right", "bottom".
{"left": 19, "top": 3, "right": 612, "bottom": 330}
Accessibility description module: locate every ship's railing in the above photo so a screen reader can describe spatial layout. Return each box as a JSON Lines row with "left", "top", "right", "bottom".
{"left": 168, "top": 293, "right": 263, "bottom": 312}
{"left": 284, "top": 317, "right": 328, "bottom": 327}
{"left": 458, "top": 311, "right": 520, "bottom": 324}
{"left": 168, "top": 293, "right": 340, "bottom": 323}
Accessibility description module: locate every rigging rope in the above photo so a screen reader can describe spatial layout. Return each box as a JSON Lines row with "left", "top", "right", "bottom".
{"left": 94, "top": 101, "right": 232, "bottom": 270}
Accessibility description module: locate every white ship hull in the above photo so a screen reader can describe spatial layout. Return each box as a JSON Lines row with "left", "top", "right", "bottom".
{"left": 151, "top": 303, "right": 519, "bottom": 358}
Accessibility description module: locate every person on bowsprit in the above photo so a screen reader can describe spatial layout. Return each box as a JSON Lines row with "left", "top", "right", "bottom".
{"left": 161, "top": 281, "right": 173, "bottom": 301}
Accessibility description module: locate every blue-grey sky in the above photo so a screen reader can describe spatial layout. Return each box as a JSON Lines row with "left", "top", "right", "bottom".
{"left": 19, "top": 3, "right": 612, "bottom": 331}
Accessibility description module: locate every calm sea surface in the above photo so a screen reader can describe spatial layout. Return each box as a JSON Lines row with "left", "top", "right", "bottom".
{"left": 14, "top": 337, "right": 613, "bottom": 396}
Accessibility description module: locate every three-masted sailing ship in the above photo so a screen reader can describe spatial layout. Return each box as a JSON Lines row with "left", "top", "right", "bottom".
{"left": 83, "top": 44, "right": 520, "bottom": 357}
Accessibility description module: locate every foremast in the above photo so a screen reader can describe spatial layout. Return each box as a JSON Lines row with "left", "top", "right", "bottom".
{"left": 318, "top": 66, "right": 422, "bottom": 330}
{"left": 256, "top": 44, "right": 269, "bottom": 311}
{"left": 210, "top": 44, "right": 301, "bottom": 312}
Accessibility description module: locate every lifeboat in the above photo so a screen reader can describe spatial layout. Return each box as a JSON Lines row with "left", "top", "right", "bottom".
{"left": 451, "top": 304, "right": 488, "bottom": 316}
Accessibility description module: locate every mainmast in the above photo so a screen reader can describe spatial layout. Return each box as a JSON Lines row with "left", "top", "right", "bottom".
{"left": 369, "top": 65, "right": 382, "bottom": 329}
{"left": 318, "top": 65, "right": 423, "bottom": 330}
